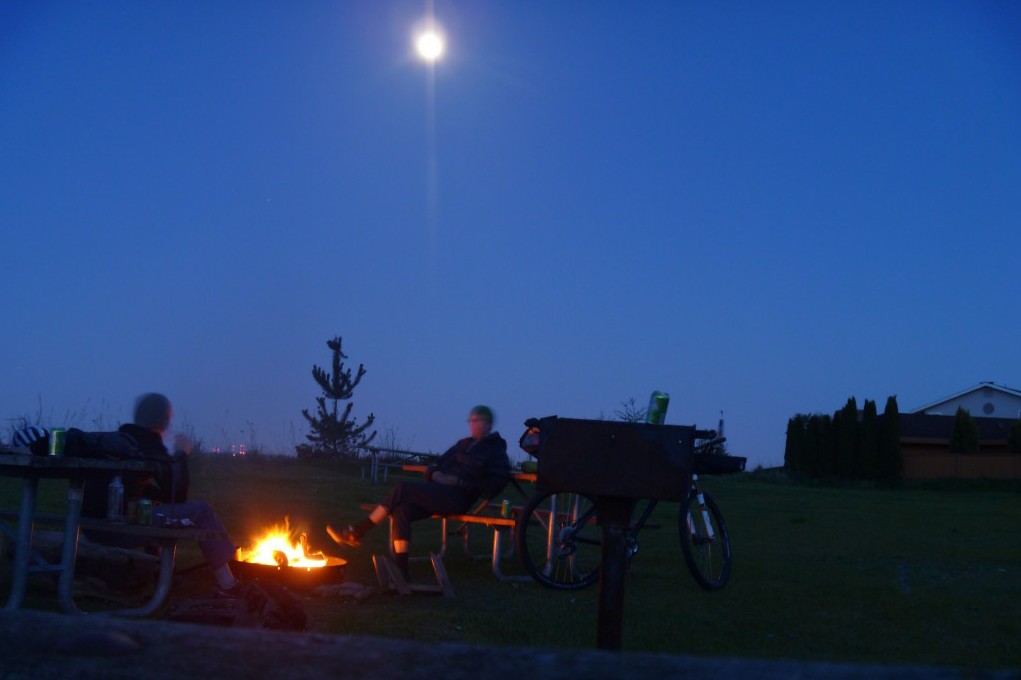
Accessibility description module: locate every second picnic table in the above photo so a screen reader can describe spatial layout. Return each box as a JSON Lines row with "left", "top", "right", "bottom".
{"left": 399, "top": 464, "right": 537, "bottom": 582}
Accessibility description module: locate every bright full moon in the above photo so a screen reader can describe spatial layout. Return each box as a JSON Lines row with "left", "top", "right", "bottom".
{"left": 415, "top": 31, "right": 444, "bottom": 62}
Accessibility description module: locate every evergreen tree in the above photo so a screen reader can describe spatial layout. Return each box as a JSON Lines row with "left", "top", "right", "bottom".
{"left": 1009, "top": 420, "right": 1021, "bottom": 454}
{"left": 835, "top": 397, "right": 859, "bottom": 479}
{"left": 785, "top": 415, "right": 808, "bottom": 473}
{"left": 858, "top": 399, "right": 880, "bottom": 480}
{"left": 811, "top": 414, "right": 836, "bottom": 479}
{"left": 949, "top": 406, "right": 980, "bottom": 454}
{"left": 878, "top": 395, "right": 902, "bottom": 481}
{"left": 300, "top": 336, "right": 376, "bottom": 458}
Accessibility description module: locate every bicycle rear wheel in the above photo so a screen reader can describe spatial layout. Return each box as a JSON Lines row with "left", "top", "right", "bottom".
{"left": 679, "top": 490, "right": 731, "bottom": 590}
{"left": 515, "top": 490, "right": 600, "bottom": 590}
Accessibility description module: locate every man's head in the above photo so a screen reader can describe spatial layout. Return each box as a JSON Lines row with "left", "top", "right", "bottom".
{"left": 468, "top": 405, "right": 494, "bottom": 440}
{"left": 134, "top": 393, "right": 173, "bottom": 434}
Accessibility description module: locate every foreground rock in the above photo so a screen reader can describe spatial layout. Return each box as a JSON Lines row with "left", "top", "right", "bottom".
{"left": 0, "top": 609, "right": 1013, "bottom": 680}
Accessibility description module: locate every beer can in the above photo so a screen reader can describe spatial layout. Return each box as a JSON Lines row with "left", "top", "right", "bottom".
{"left": 646, "top": 391, "right": 670, "bottom": 425}
{"left": 500, "top": 500, "right": 510, "bottom": 518}
{"left": 48, "top": 428, "right": 66, "bottom": 456}
{"left": 137, "top": 499, "right": 153, "bottom": 526}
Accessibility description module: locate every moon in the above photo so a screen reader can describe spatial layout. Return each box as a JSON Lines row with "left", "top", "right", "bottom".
{"left": 415, "top": 31, "right": 444, "bottom": 62}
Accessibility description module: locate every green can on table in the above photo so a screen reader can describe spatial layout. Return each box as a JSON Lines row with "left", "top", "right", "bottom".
{"left": 48, "top": 428, "right": 66, "bottom": 456}
{"left": 645, "top": 391, "right": 670, "bottom": 425}
{"left": 137, "top": 498, "right": 153, "bottom": 525}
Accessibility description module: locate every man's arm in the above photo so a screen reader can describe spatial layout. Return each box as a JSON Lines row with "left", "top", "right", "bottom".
{"left": 425, "top": 440, "right": 466, "bottom": 481}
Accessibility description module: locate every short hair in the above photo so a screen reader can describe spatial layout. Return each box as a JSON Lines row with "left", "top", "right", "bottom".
{"left": 134, "top": 393, "right": 172, "bottom": 432}
{"left": 470, "top": 405, "right": 494, "bottom": 424}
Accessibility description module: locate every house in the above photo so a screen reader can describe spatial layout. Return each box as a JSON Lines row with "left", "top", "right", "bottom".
{"left": 912, "top": 381, "right": 1021, "bottom": 419}
{"left": 900, "top": 382, "right": 1021, "bottom": 480}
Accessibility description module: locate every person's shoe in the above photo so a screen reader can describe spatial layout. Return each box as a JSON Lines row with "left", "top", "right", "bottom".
{"left": 326, "top": 524, "right": 362, "bottom": 548}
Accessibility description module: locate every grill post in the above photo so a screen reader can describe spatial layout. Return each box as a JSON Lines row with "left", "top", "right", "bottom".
{"left": 595, "top": 496, "right": 635, "bottom": 651}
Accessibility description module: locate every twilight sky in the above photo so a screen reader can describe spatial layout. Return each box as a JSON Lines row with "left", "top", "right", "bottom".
{"left": 2, "top": 1, "right": 1019, "bottom": 465}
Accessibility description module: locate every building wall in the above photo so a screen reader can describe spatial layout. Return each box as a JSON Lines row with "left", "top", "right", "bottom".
{"left": 902, "top": 440, "right": 1021, "bottom": 480}
{"left": 920, "top": 386, "right": 1021, "bottom": 419}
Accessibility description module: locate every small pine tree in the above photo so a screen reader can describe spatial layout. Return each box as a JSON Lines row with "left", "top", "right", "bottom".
{"left": 858, "top": 399, "right": 880, "bottom": 480}
{"left": 300, "top": 336, "right": 376, "bottom": 458}
{"left": 949, "top": 406, "right": 980, "bottom": 454}
{"left": 878, "top": 395, "right": 902, "bottom": 481}
{"left": 1010, "top": 420, "right": 1021, "bottom": 454}
{"left": 835, "top": 397, "right": 859, "bottom": 480}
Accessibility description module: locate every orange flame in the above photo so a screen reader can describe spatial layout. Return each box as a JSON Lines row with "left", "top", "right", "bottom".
{"left": 236, "top": 517, "right": 327, "bottom": 569}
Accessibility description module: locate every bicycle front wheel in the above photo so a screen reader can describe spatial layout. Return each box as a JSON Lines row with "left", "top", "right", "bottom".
{"left": 679, "top": 490, "right": 731, "bottom": 590}
{"left": 515, "top": 490, "right": 601, "bottom": 590}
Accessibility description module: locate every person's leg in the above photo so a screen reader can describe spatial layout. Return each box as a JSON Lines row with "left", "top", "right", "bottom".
{"left": 388, "top": 484, "right": 473, "bottom": 578}
{"left": 390, "top": 503, "right": 433, "bottom": 578}
{"left": 154, "top": 501, "right": 238, "bottom": 590}
{"left": 328, "top": 481, "right": 415, "bottom": 546}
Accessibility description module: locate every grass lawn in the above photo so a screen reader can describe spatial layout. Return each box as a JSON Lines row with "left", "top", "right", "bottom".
{"left": 2, "top": 455, "right": 1019, "bottom": 669}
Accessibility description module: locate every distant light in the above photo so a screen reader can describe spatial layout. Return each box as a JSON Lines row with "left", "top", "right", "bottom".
{"left": 415, "top": 31, "right": 444, "bottom": 62}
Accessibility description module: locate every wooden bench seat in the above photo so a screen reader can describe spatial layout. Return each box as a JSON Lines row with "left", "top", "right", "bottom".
{"left": 0, "top": 508, "right": 229, "bottom": 542}
{"left": 0, "top": 506, "right": 231, "bottom": 618}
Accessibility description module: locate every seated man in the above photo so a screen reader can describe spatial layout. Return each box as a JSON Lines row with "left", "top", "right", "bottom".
{"left": 82, "top": 393, "right": 242, "bottom": 596}
{"left": 327, "top": 405, "right": 511, "bottom": 578}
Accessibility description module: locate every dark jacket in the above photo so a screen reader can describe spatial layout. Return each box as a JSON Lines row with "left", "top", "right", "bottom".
{"left": 428, "top": 432, "right": 511, "bottom": 499}
{"left": 81, "top": 424, "right": 189, "bottom": 519}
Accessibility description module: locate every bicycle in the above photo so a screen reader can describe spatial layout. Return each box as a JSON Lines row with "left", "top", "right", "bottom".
{"left": 514, "top": 430, "right": 742, "bottom": 591}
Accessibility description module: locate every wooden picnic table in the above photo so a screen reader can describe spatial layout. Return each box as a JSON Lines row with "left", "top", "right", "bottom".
{"left": 396, "top": 464, "right": 540, "bottom": 583}
{"left": 0, "top": 453, "right": 221, "bottom": 617}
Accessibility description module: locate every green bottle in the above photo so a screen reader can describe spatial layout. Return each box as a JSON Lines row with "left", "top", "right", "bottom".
{"left": 646, "top": 391, "right": 670, "bottom": 425}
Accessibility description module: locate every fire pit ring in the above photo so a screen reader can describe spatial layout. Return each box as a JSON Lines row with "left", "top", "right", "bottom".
{"left": 229, "top": 556, "right": 347, "bottom": 591}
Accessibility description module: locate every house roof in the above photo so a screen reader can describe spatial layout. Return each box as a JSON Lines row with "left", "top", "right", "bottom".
{"left": 911, "top": 382, "right": 1021, "bottom": 414}
{"left": 898, "top": 412, "right": 1018, "bottom": 441}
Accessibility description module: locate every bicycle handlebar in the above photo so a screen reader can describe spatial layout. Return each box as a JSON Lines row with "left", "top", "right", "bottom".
{"left": 694, "top": 435, "right": 726, "bottom": 452}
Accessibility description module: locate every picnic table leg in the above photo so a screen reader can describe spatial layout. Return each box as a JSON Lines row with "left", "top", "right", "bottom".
{"left": 439, "top": 517, "right": 448, "bottom": 559}
{"left": 490, "top": 527, "right": 531, "bottom": 583}
{"left": 3, "top": 476, "right": 38, "bottom": 611}
{"left": 104, "top": 540, "right": 177, "bottom": 618}
{"left": 56, "top": 479, "right": 86, "bottom": 615}
{"left": 544, "top": 494, "right": 558, "bottom": 574}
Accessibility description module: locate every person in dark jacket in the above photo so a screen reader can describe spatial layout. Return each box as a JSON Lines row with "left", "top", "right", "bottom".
{"left": 84, "top": 393, "right": 242, "bottom": 596}
{"left": 327, "top": 405, "right": 511, "bottom": 578}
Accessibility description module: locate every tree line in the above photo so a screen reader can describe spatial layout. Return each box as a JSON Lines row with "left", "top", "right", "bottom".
{"left": 784, "top": 396, "right": 902, "bottom": 481}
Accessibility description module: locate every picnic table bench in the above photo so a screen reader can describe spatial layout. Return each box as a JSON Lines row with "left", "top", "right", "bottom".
{"left": 0, "top": 453, "right": 228, "bottom": 617}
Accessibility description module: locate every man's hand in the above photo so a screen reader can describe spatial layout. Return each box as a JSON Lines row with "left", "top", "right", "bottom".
{"left": 430, "top": 471, "right": 459, "bottom": 487}
{"left": 173, "top": 434, "right": 193, "bottom": 456}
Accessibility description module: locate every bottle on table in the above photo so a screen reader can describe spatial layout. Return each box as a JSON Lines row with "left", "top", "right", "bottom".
{"left": 107, "top": 476, "right": 125, "bottom": 522}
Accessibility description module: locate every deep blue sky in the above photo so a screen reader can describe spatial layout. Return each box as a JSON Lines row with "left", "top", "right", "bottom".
{"left": 2, "top": 2, "right": 1019, "bottom": 464}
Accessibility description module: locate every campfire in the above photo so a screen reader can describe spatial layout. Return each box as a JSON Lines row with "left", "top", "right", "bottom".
{"left": 232, "top": 517, "right": 347, "bottom": 589}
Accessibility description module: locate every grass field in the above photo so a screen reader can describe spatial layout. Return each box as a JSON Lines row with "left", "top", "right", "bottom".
{"left": 2, "top": 455, "right": 1019, "bottom": 669}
